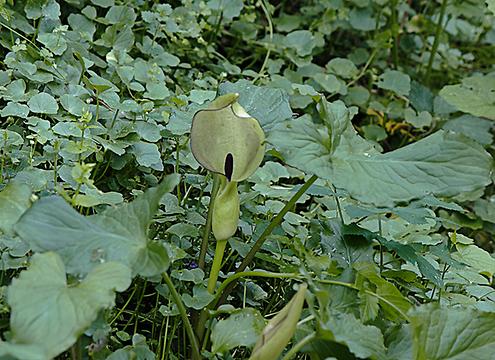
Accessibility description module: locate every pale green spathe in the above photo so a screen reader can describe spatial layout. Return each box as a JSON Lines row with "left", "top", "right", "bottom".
{"left": 190, "top": 93, "right": 265, "bottom": 182}
{"left": 249, "top": 283, "right": 307, "bottom": 360}
{"left": 190, "top": 93, "right": 265, "bottom": 241}
{"left": 212, "top": 176, "right": 240, "bottom": 241}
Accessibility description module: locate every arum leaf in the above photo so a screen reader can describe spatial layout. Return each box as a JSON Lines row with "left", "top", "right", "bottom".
{"left": 411, "top": 304, "right": 495, "bottom": 360}
{"left": 5, "top": 252, "right": 131, "bottom": 359}
{"left": 439, "top": 75, "right": 495, "bottom": 120}
{"left": 27, "top": 93, "right": 58, "bottom": 115}
{"left": 212, "top": 308, "right": 265, "bottom": 354}
{"left": 0, "top": 182, "right": 31, "bottom": 235}
{"left": 15, "top": 175, "right": 179, "bottom": 276}
{"left": 324, "top": 313, "right": 387, "bottom": 360}
{"left": 270, "top": 100, "right": 492, "bottom": 207}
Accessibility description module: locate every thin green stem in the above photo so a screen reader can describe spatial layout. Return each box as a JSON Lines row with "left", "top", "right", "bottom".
{"left": 236, "top": 175, "right": 318, "bottom": 273}
{"left": 162, "top": 272, "right": 201, "bottom": 360}
{"left": 253, "top": 0, "right": 273, "bottom": 84}
{"left": 390, "top": 0, "right": 399, "bottom": 68}
{"left": 281, "top": 333, "right": 316, "bottom": 360}
{"left": 424, "top": 0, "right": 448, "bottom": 84}
{"left": 215, "top": 175, "right": 317, "bottom": 305}
{"left": 332, "top": 185, "right": 344, "bottom": 223}
{"left": 199, "top": 174, "right": 221, "bottom": 270}
{"left": 207, "top": 240, "right": 228, "bottom": 293}
{"left": 109, "top": 285, "right": 138, "bottom": 326}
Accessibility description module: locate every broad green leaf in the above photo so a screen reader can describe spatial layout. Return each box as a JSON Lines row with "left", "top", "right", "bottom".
{"left": 60, "top": 94, "right": 87, "bottom": 116}
{"left": 15, "top": 175, "right": 179, "bottom": 276}
{"left": 181, "top": 285, "right": 215, "bottom": 310}
{"left": 443, "top": 115, "right": 493, "bottom": 146}
{"left": 0, "top": 342, "right": 45, "bottom": 360}
{"left": 0, "top": 102, "right": 30, "bottom": 118}
{"left": 343, "top": 224, "right": 442, "bottom": 286}
{"left": 326, "top": 58, "right": 359, "bottom": 79}
{"left": 166, "top": 223, "right": 200, "bottom": 238}
{"left": 386, "top": 325, "right": 413, "bottom": 360}
{"left": 0, "top": 129, "right": 24, "bottom": 147}
{"left": 320, "top": 219, "right": 374, "bottom": 267}
{"left": 130, "top": 142, "right": 163, "bottom": 171}
{"left": 404, "top": 108, "right": 432, "bottom": 128}
{"left": 211, "top": 308, "right": 265, "bottom": 354}
{"left": 411, "top": 304, "right": 495, "bottom": 360}
{"left": 6, "top": 252, "right": 131, "bottom": 359}
{"left": 324, "top": 312, "right": 387, "bottom": 360}
{"left": 349, "top": 8, "right": 377, "bottom": 31}
{"left": 362, "top": 124, "right": 387, "bottom": 141}
{"left": 452, "top": 243, "right": 495, "bottom": 277}
{"left": 488, "top": 0, "right": 495, "bottom": 14}
{"left": 284, "top": 30, "right": 315, "bottom": 56}
{"left": 207, "top": 0, "right": 243, "bottom": 20}
{"left": 171, "top": 268, "right": 204, "bottom": 284}
{"left": 38, "top": 32, "right": 67, "bottom": 55}
{"left": 354, "top": 262, "right": 412, "bottom": 319}
{"left": 271, "top": 101, "right": 491, "bottom": 206}
{"left": 332, "top": 131, "right": 492, "bottom": 205}
{"left": 439, "top": 75, "right": 495, "bottom": 120}
{"left": 105, "top": 5, "right": 136, "bottom": 25}
{"left": 473, "top": 198, "right": 495, "bottom": 223}
{"left": 27, "top": 93, "right": 58, "bottom": 114}
{"left": 0, "top": 182, "right": 31, "bottom": 235}
{"left": 72, "top": 188, "right": 123, "bottom": 207}
{"left": 313, "top": 73, "right": 342, "bottom": 94}
{"left": 106, "top": 334, "right": 155, "bottom": 360}
{"left": 218, "top": 80, "right": 293, "bottom": 130}
{"left": 377, "top": 70, "right": 411, "bottom": 96}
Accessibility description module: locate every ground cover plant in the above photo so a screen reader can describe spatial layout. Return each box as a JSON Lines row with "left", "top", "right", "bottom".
{"left": 0, "top": 0, "right": 495, "bottom": 359}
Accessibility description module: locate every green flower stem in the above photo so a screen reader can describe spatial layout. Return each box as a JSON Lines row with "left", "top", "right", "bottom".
{"left": 425, "top": 0, "right": 448, "bottom": 84}
{"left": 199, "top": 174, "right": 221, "bottom": 270}
{"left": 280, "top": 333, "right": 317, "bottom": 360}
{"left": 207, "top": 239, "right": 228, "bottom": 294}
{"left": 215, "top": 174, "right": 318, "bottom": 305}
{"left": 162, "top": 272, "right": 201, "bottom": 360}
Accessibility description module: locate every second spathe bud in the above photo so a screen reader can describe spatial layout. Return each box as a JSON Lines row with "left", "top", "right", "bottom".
{"left": 190, "top": 93, "right": 265, "bottom": 241}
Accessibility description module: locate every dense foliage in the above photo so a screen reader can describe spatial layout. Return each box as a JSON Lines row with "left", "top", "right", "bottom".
{"left": 0, "top": 0, "right": 495, "bottom": 359}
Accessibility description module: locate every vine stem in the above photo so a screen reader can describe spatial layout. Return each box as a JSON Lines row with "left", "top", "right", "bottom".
{"left": 162, "top": 272, "right": 201, "bottom": 360}
{"left": 199, "top": 174, "right": 221, "bottom": 270}
{"left": 424, "top": 0, "right": 448, "bottom": 83}
{"left": 207, "top": 240, "right": 228, "bottom": 293}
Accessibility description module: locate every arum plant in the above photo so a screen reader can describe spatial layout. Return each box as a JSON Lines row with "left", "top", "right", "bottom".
{"left": 190, "top": 93, "right": 265, "bottom": 293}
